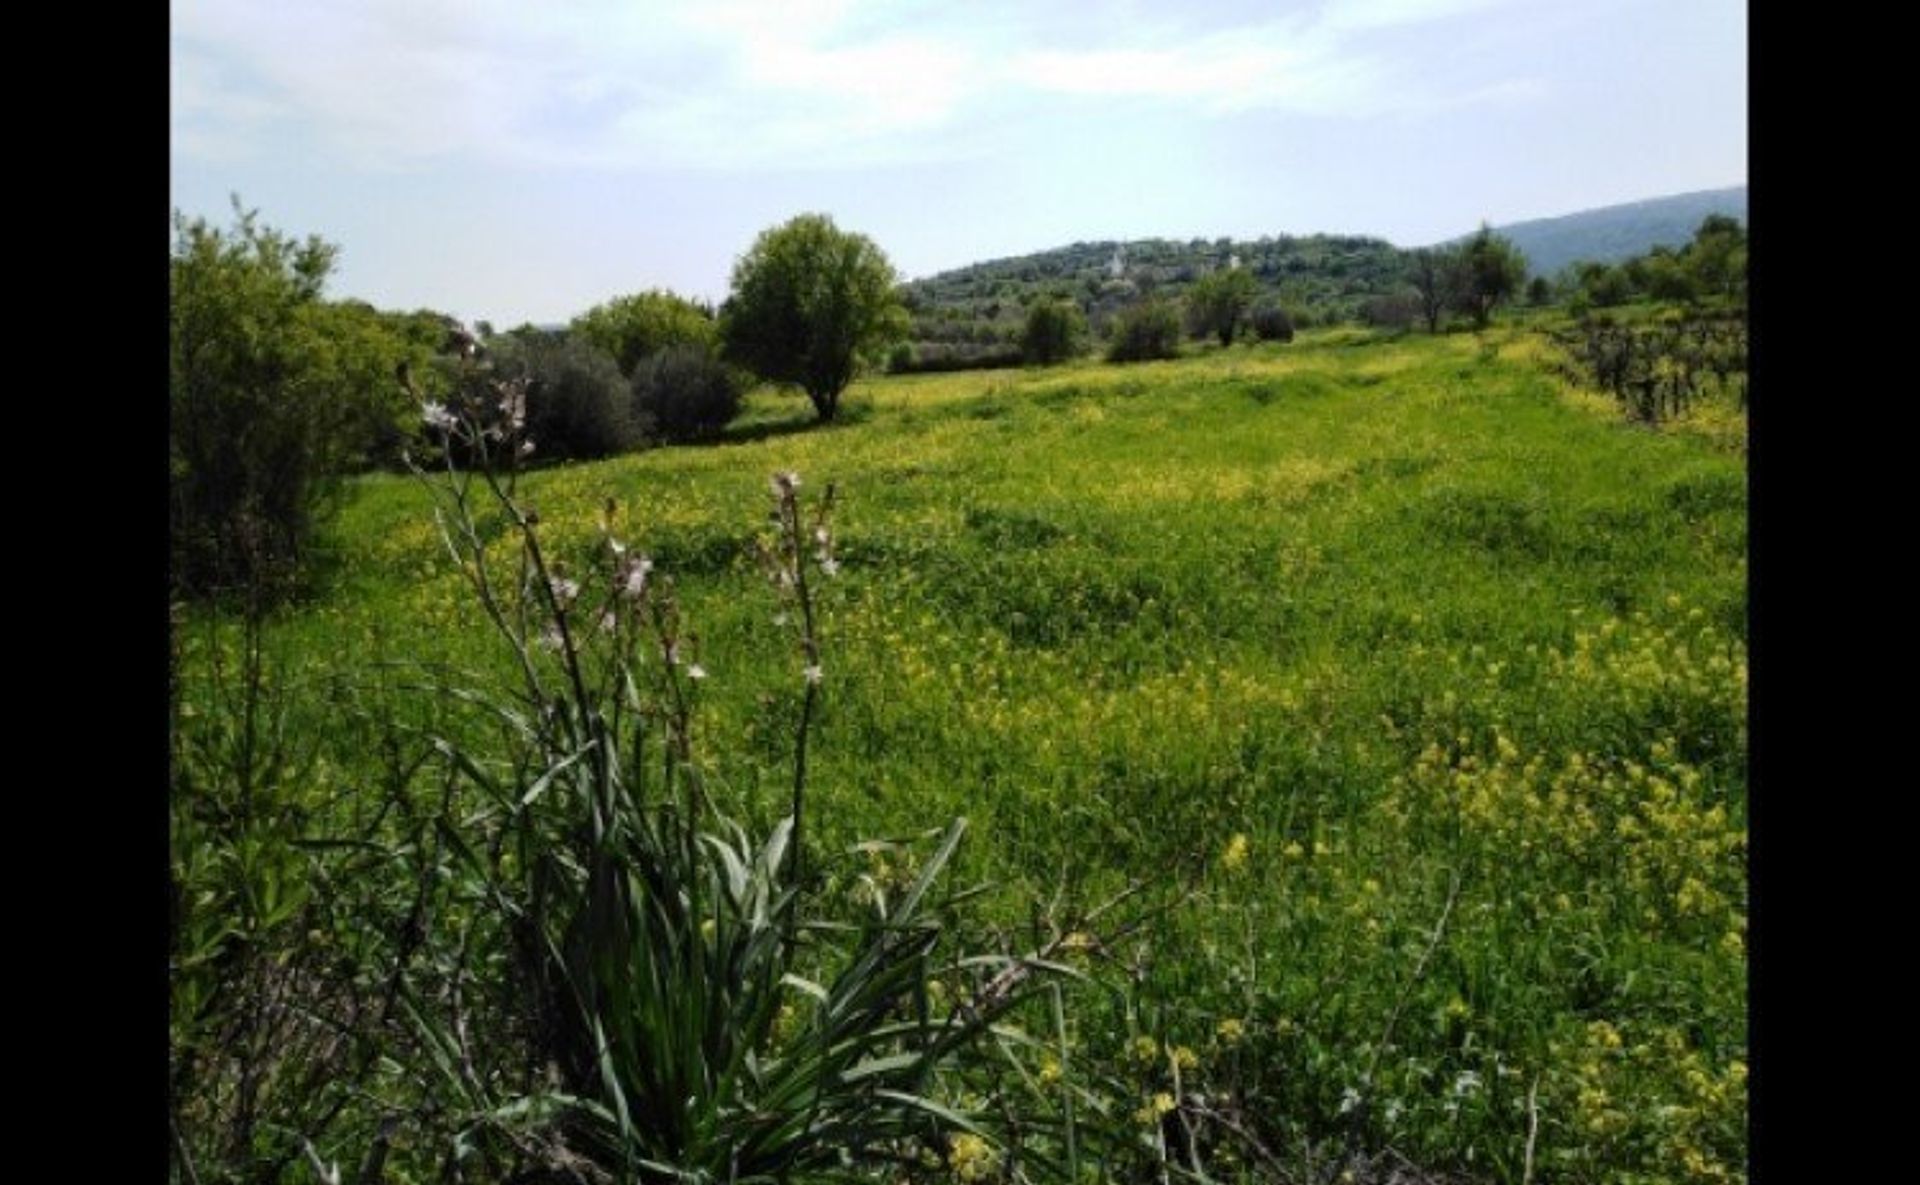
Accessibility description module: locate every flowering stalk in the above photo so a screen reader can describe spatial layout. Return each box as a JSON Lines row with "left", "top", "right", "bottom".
{"left": 757, "top": 470, "right": 835, "bottom": 896}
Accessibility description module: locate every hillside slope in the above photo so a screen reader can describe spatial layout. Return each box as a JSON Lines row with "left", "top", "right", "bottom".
{"left": 1457, "top": 185, "right": 1748, "bottom": 278}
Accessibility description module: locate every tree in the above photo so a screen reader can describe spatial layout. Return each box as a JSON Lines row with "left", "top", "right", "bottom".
{"left": 1685, "top": 215, "right": 1746, "bottom": 300}
{"left": 1450, "top": 225, "right": 1528, "bottom": 329}
{"left": 1407, "top": 247, "right": 1459, "bottom": 333}
{"left": 1184, "top": 267, "right": 1257, "bottom": 346}
{"left": 1106, "top": 298, "right": 1183, "bottom": 362}
{"left": 719, "top": 214, "right": 907, "bottom": 422}
{"left": 171, "top": 199, "right": 346, "bottom": 599}
{"left": 571, "top": 290, "right": 717, "bottom": 377}
{"left": 1526, "top": 275, "right": 1553, "bottom": 306}
{"left": 1020, "top": 296, "right": 1088, "bottom": 365}
{"left": 489, "top": 333, "right": 639, "bottom": 460}
{"left": 631, "top": 344, "right": 742, "bottom": 442}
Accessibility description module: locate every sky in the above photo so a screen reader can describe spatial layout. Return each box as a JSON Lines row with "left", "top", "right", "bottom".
{"left": 171, "top": 0, "right": 1746, "bottom": 327}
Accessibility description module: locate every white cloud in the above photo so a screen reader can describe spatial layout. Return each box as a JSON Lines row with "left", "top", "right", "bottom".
{"left": 172, "top": 0, "right": 1541, "bottom": 171}
{"left": 1316, "top": 0, "right": 1512, "bottom": 34}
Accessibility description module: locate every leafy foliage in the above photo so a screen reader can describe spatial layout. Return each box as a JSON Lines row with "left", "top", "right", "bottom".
{"left": 571, "top": 289, "right": 718, "bottom": 376}
{"left": 171, "top": 201, "right": 345, "bottom": 600}
{"left": 1407, "top": 247, "right": 1460, "bottom": 334}
{"left": 1451, "top": 226, "right": 1529, "bottom": 329}
{"left": 720, "top": 214, "right": 908, "bottom": 421}
{"left": 1185, "top": 268, "right": 1259, "bottom": 346}
{"left": 1250, "top": 303, "right": 1296, "bottom": 343}
{"left": 1020, "top": 295, "right": 1090, "bottom": 365}
{"left": 902, "top": 234, "right": 1408, "bottom": 366}
{"left": 490, "top": 331, "right": 639, "bottom": 459}
{"left": 1105, "top": 298, "right": 1184, "bottom": 363}
{"left": 631, "top": 343, "right": 743, "bottom": 442}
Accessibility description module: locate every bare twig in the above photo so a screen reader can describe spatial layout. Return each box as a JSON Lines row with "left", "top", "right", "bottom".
{"left": 1522, "top": 1073, "right": 1541, "bottom": 1185}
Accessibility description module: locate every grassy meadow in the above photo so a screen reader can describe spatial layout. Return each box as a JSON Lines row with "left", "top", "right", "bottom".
{"left": 176, "top": 324, "right": 1745, "bottom": 1182}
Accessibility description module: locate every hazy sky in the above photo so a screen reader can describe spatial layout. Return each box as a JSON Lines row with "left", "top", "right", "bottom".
{"left": 171, "top": 0, "right": 1746, "bottom": 327}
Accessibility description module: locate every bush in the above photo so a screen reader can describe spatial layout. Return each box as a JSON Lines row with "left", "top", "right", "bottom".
{"left": 570, "top": 289, "right": 717, "bottom": 376}
{"left": 490, "top": 332, "right": 639, "bottom": 460}
{"left": 1020, "top": 296, "right": 1088, "bottom": 365}
{"left": 631, "top": 344, "right": 743, "bottom": 442}
{"left": 171, "top": 203, "right": 347, "bottom": 601}
{"left": 1362, "top": 291, "right": 1422, "bottom": 330}
{"left": 1185, "top": 268, "right": 1258, "bottom": 346}
{"left": 1250, "top": 303, "right": 1295, "bottom": 343}
{"left": 887, "top": 341, "right": 916, "bottom": 373}
{"left": 1106, "top": 298, "right": 1184, "bottom": 363}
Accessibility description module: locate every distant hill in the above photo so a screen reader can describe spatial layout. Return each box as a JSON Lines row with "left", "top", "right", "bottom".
{"left": 900, "top": 234, "right": 1405, "bottom": 368}
{"left": 891, "top": 185, "right": 1747, "bottom": 369}
{"left": 1453, "top": 186, "right": 1747, "bottom": 279}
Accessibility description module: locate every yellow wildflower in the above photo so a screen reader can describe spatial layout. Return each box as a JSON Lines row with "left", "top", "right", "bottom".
{"left": 947, "top": 1133, "right": 998, "bottom": 1182}
{"left": 1216, "top": 1017, "right": 1246, "bottom": 1045}
{"left": 1222, "top": 833, "right": 1249, "bottom": 872}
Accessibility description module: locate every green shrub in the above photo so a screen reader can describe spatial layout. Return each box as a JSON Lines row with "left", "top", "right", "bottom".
{"left": 1021, "top": 296, "right": 1089, "bottom": 365}
{"left": 1251, "top": 303, "right": 1295, "bottom": 343}
{"left": 631, "top": 343, "right": 743, "bottom": 442}
{"left": 490, "top": 332, "right": 639, "bottom": 459}
{"left": 171, "top": 202, "right": 349, "bottom": 601}
{"left": 1106, "top": 298, "right": 1184, "bottom": 363}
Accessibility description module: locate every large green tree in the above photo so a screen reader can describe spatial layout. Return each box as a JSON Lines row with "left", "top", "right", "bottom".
{"left": 570, "top": 289, "right": 717, "bottom": 376}
{"left": 1184, "top": 267, "right": 1258, "bottom": 346}
{"left": 719, "top": 214, "right": 907, "bottom": 422}
{"left": 1450, "top": 225, "right": 1528, "bottom": 329}
{"left": 171, "top": 201, "right": 346, "bottom": 598}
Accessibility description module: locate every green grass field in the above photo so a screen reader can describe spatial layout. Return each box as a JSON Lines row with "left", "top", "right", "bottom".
{"left": 177, "top": 324, "right": 1746, "bottom": 1182}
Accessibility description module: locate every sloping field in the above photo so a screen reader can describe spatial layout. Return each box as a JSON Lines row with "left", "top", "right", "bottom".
{"left": 186, "top": 326, "right": 1746, "bottom": 1181}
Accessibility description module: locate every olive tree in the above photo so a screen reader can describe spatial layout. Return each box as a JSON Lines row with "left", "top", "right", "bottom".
{"left": 1020, "top": 295, "right": 1088, "bottom": 365}
{"left": 1185, "top": 267, "right": 1258, "bottom": 346}
{"left": 1450, "top": 225, "right": 1528, "bottom": 329}
{"left": 719, "top": 214, "right": 907, "bottom": 422}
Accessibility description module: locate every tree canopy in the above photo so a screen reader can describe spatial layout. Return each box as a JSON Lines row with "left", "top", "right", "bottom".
{"left": 1184, "top": 267, "right": 1258, "bottom": 346}
{"left": 719, "top": 214, "right": 907, "bottom": 422}
{"left": 172, "top": 203, "right": 332, "bottom": 597}
{"left": 1019, "top": 295, "right": 1088, "bottom": 365}
{"left": 569, "top": 289, "right": 717, "bottom": 377}
{"left": 1451, "top": 226, "right": 1528, "bottom": 329}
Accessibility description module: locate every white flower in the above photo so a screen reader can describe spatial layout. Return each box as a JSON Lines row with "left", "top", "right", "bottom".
{"left": 499, "top": 384, "right": 527, "bottom": 431}
{"left": 422, "top": 402, "right": 457, "bottom": 431}
{"left": 519, "top": 438, "right": 536, "bottom": 457}
{"left": 687, "top": 663, "right": 708, "bottom": 680}
{"left": 804, "top": 664, "right": 822, "bottom": 685}
{"left": 813, "top": 526, "right": 830, "bottom": 546}
{"left": 818, "top": 557, "right": 841, "bottom": 577}
{"left": 537, "top": 624, "right": 564, "bottom": 651}
{"left": 770, "top": 471, "right": 800, "bottom": 497}
{"left": 622, "top": 556, "right": 654, "bottom": 599}
{"left": 1452, "top": 1071, "right": 1482, "bottom": 1097}
{"left": 597, "top": 609, "right": 617, "bottom": 634}
{"left": 548, "top": 576, "right": 579, "bottom": 606}
{"left": 772, "top": 611, "right": 789, "bottom": 626}
{"left": 1338, "top": 1087, "right": 1362, "bottom": 1115}
{"left": 608, "top": 538, "right": 627, "bottom": 556}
